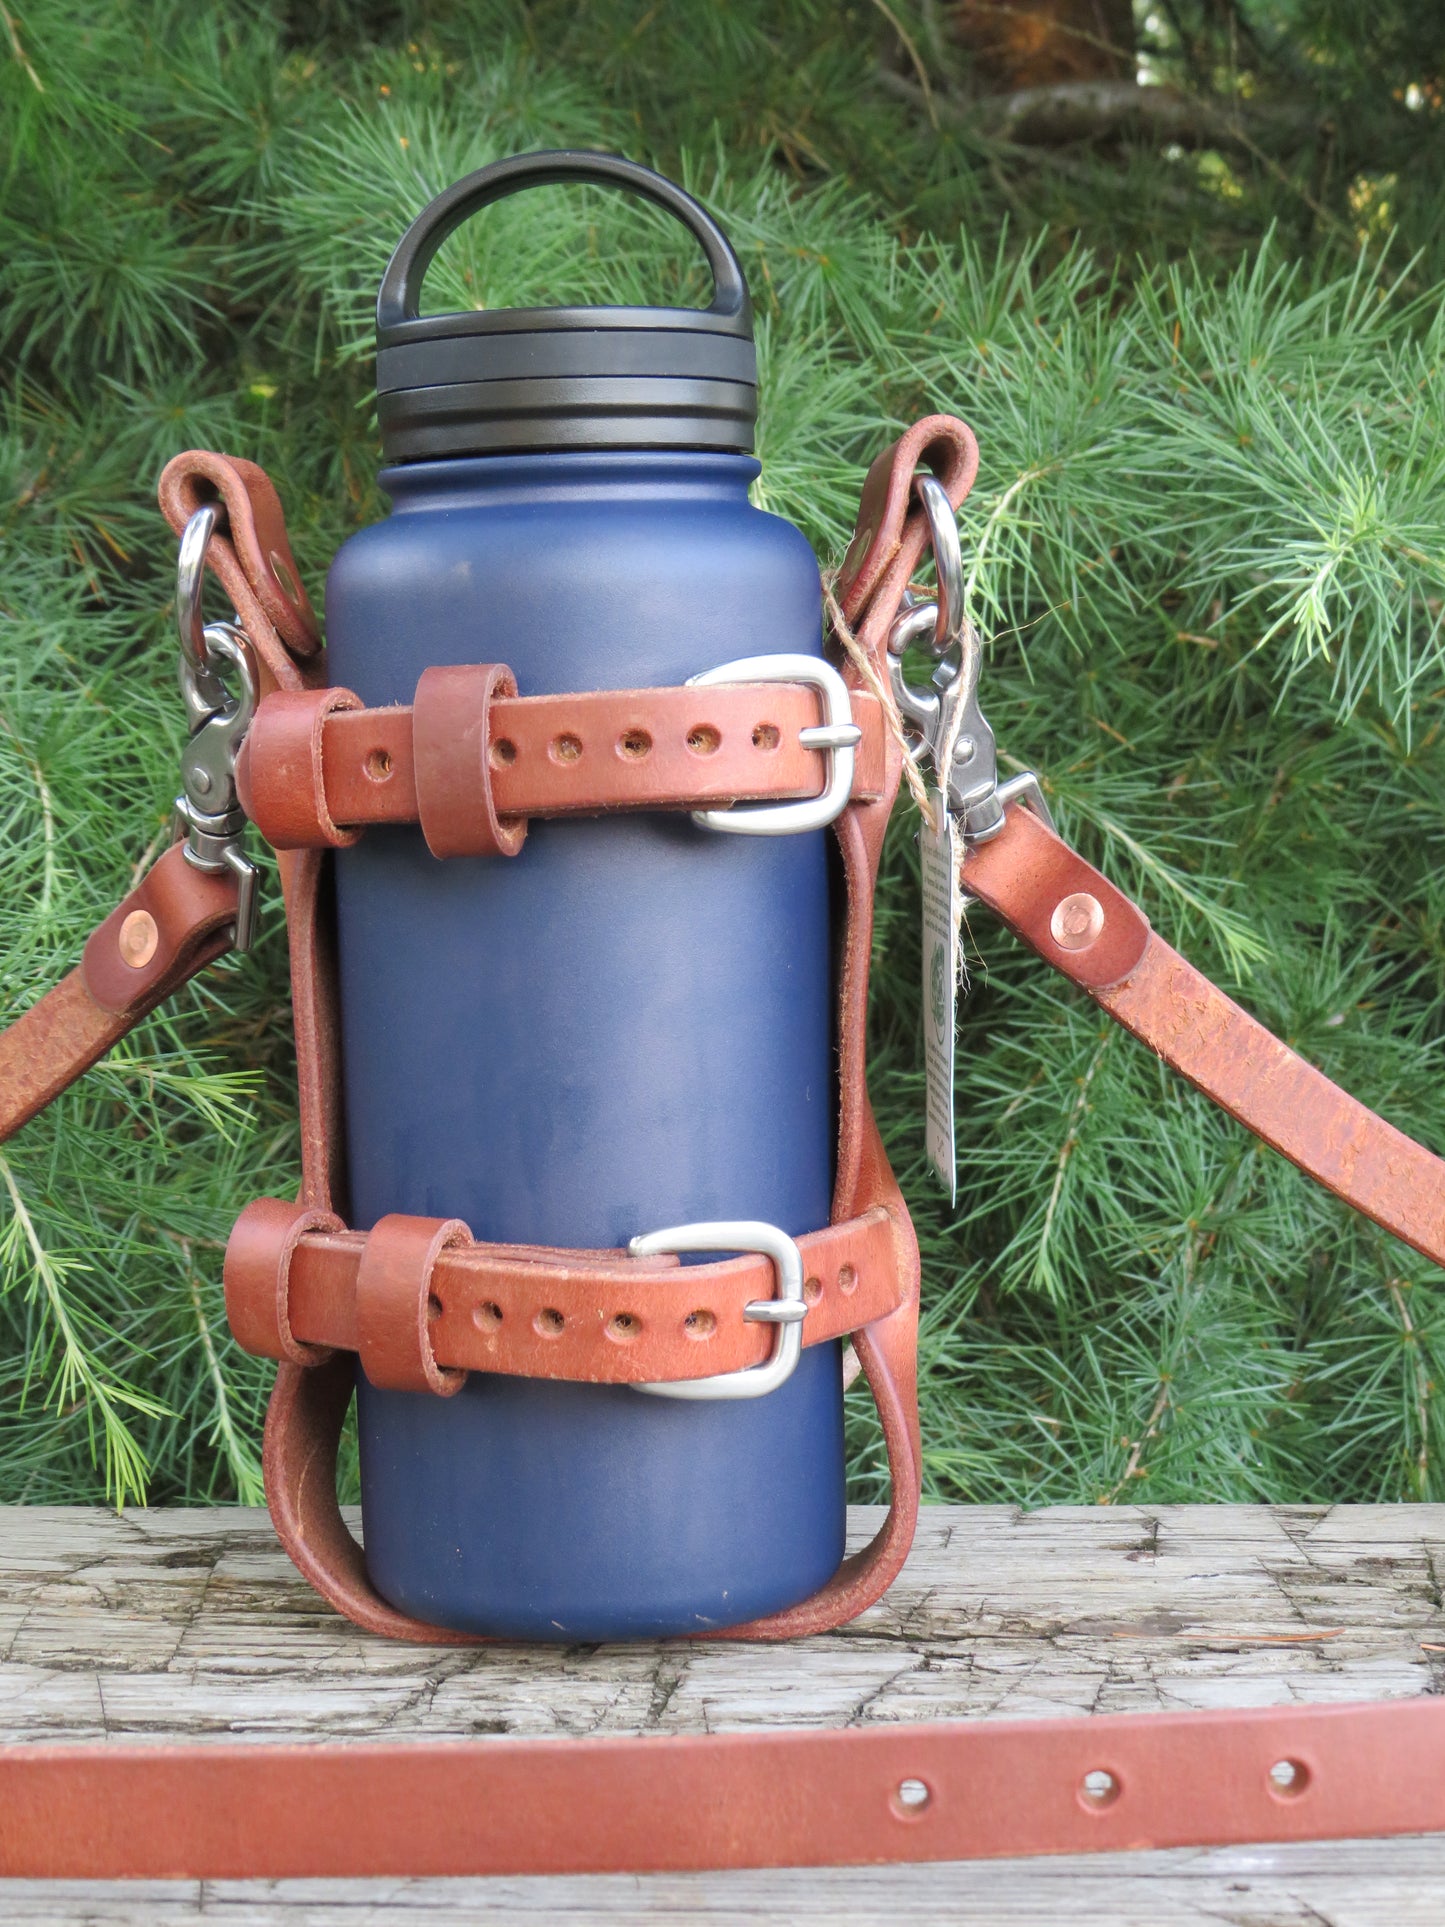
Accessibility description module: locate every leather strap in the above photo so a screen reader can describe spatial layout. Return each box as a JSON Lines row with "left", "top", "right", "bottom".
{"left": 161, "top": 454, "right": 348, "bottom": 1216}
{"left": 237, "top": 677, "right": 887, "bottom": 850}
{"left": 0, "top": 846, "right": 241, "bottom": 1145}
{"left": 962, "top": 804, "right": 1445, "bottom": 1269}
{"left": 226, "top": 1197, "right": 905, "bottom": 1385}
{"left": 0, "top": 458, "right": 334, "bottom": 1148}
{"left": 4, "top": 1696, "right": 1444, "bottom": 1878}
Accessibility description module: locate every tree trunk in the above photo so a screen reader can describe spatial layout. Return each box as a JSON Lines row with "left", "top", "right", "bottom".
{"left": 947, "top": 0, "right": 1137, "bottom": 91}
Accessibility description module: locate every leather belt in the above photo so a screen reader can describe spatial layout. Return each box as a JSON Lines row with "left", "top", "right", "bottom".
{"left": 3, "top": 1697, "right": 1444, "bottom": 1880}
{"left": 224, "top": 1195, "right": 907, "bottom": 1389}
{"left": 237, "top": 675, "right": 887, "bottom": 851}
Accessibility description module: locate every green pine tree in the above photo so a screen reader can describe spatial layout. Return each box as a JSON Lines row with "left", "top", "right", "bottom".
{"left": 2, "top": 0, "right": 1443, "bottom": 1509}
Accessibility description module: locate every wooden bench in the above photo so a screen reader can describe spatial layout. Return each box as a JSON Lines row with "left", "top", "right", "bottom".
{"left": 2, "top": 1502, "right": 1443, "bottom": 1921}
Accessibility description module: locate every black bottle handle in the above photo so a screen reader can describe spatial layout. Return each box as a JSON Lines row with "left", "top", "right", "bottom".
{"left": 377, "top": 149, "right": 751, "bottom": 332}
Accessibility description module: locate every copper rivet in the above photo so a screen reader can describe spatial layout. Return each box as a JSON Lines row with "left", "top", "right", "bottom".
{"left": 118, "top": 910, "right": 159, "bottom": 969}
{"left": 1050, "top": 892, "right": 1105, "bottom": 952}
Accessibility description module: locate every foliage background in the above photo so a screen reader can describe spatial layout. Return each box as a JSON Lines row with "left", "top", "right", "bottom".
{"left": 3, "top": 0, "right": 1444, "bottom": 1509}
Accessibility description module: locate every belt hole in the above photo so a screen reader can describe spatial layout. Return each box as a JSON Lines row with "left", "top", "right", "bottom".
{"left": 473, "top": 1301, "right": 503, "bottom": 1331}
{"left": 838, "top": 1263, "right": 857, "bottom": 1296}
{"left": 684, "top": 1309, "right": 716, "bottom": 1339}
{"left": 551, "top": 734, "right": 583, "bottom": 764}
{"left": 1080, "top": 1769, "right": 1120, "bottom": 1809}
{"left": 803, "top": 1276, "right": 822, "bottom": 1306}
{"left": 607, "top": 1312, "right": 640, "bottom": 1342}
{"left": 364, "top": 748, "right": 393, "bottom": 783}
{"left": 490, "top": 738, "right": 517, "bottom": 768}
{"left": 536, "top": 1307, "right": 565, "bottom": 1337}
{"left": 427, "top": 1293, "right": 443, "bottom": 1322}
{"left": 619, "top": 729, "right": 651, "bottom": 759}
{"left": 1269, "top": 1760, "right": 1310, "bottom": 1798}
{"left": 752, "top": 722, "right": 780, "bottom": 750}
{"left": 891, "top": 1778, "right": 931, "bottom": 1819}
{"left": 686, "top": 725, "right": 720, "bottom": 756}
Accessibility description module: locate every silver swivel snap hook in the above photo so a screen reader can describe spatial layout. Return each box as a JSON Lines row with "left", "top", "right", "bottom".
{"left": 173, "top": 507, "right": 261, "bottom": 952}
{"left": 886, "top": 475, "right": 1005, "bottom": 842}
{"left": 886, "top": 475, "right": 1052, "bottom": 844}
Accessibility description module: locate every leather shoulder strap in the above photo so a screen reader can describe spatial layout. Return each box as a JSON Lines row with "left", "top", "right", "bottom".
{"left": 963, "top": 804, "right": 1445, "bottom": 1265}
{"left": 0, "top": 847, "right": 241, "bottom": 1144}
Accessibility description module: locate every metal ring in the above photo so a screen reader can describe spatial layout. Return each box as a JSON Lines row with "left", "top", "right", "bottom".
{"left": 914, "top": 475, "right": 964, "bottom": 660}
{"left": 176, "top": 504, "right": 220, "bottom": 677}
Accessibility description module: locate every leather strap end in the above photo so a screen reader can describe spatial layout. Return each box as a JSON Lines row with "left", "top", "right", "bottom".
{"left": 961, "top": 805, "right": 1151, "bottom": 993}
{"left": 236, "top": 688, "right": 364, "bottom": 851}
{"left": 356, "top": 1215, "right": 472, "bottom": 1397}
{"left": 836, "top": 415, "right": 981, "bottom": 635}
{"left": 225, "top": 1197, "right": 344, "bottom": 1367}
{"left": 158, "top": 451, "right": 321, "bottom": 662}
{"left": 80, "top": 843, "right": 241, "bottom": 1016}
{"left": 0, "top": 845, "right": 239, "bottom": 1147}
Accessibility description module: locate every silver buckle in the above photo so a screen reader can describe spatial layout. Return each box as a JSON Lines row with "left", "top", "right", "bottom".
{"left": 626, "top": 1219, "right": 808, "bottom": 1400}
{"left": 686, "top": 654, "right": 861, "bottom": 836}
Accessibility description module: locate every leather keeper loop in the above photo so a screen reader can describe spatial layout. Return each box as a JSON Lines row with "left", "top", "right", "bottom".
{"left": 413, "top": 663, "right": 527, "bottom": 859}
{"left": 224, "top": 1197, "right": 343, "bottom": 1367}
{"left": 355, "top": 1215, "right": 472, "bottom": 1397}
{"left": 236, "top": 688, "right": 364, "bottom": 851}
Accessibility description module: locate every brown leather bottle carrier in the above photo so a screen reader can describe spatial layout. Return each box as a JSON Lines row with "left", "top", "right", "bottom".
{"left": 3, "top": 418, "right": 1445, "bottom": 1878}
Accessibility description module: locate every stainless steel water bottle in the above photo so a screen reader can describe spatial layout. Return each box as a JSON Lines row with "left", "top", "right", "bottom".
{"left": 324, "top": 152, "right": 845, "bottom": 1639}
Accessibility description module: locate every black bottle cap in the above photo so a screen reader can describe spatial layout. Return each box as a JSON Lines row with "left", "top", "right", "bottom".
{"left": 375, "top": 152, "right": 757, "bottom": 462}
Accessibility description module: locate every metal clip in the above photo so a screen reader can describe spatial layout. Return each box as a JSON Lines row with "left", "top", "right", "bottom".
{"left": 887, "top": 475, "right": 1053, "bottom": 843}
{"left": 173, "top": 509, "right": 260, "bottom": 952}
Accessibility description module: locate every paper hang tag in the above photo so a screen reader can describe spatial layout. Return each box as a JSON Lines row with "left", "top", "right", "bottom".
{"left": 920, "top": 789, "right": 962, "bottom": 1203}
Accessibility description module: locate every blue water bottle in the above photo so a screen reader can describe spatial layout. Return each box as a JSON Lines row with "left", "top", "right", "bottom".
{"left": 324, "top": 152, "right": 845, "bottom": 1640}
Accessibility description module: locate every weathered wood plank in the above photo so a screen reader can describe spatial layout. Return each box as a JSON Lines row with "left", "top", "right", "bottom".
{"left": 2, "top": 1503, "right": 1442, "bottom": 1740}
{"left": 4, "top": 1838, "right": 1445, "bottom": 1924}
{"left": 1, "top": 1502, "right": 1442, "bottom": 1921}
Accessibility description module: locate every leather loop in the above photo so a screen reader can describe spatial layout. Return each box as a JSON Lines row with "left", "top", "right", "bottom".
{"left": 224, "top": 1197, "right": 344, "bottom": 1367}
{"left": 157, "top": 451, "right": 322, "bottom": 668}
{"left": 413, "top": 663, "right": 526, "bottom": 859}
{"left": 355, "top": 1215, "right": 472, "bottom": 1397}
{"left": 235, "top": 688, "right": 364, "bottom": 852}
{"left": 836, "top": 415, "right": 981, "bottom": 649}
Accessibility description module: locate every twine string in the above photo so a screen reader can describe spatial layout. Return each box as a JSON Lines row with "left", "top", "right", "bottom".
{"left": 822, "top": 572, "right": 938, "bottom": 832}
